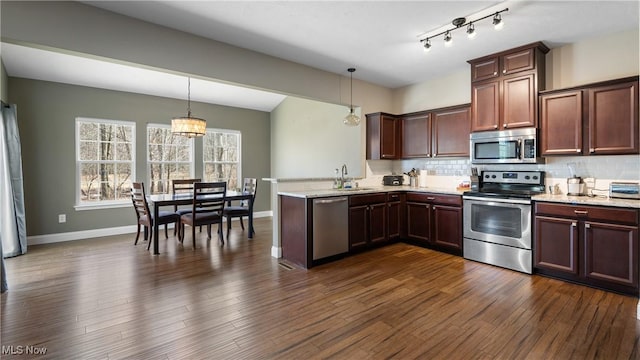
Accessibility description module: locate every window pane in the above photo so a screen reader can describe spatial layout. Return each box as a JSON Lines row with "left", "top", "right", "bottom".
{"left": 100, "top": 141, "right": 115, "bottom": 160}
{"left": 116, "top": 143, "right": 133, "bottom": 161}
{"left": 79, "top": 141, "right": 99, "bottom": 161}
{"left": 147, "top": 125, "right": 193, "bottom": 194}
{"left": 80, "top": 163, "right": 100, "bottom": 201}
{"left": 79, "top": 122, "right": 99, "bottom": 141}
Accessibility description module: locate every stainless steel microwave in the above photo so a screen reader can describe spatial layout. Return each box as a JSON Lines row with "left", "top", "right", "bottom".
{"left": 470, "top": 128, "right": 544, "bottom": 164}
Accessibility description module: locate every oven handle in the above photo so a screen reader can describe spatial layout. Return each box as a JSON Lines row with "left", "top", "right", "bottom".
{"left": 463, "top": 196, "right": 531, "bottom": 205}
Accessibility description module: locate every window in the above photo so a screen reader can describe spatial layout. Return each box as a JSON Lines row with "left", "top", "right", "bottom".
{"left": 147, "top": 124, "right": 194, "bottom": 194}
{"left": 76, "top": 118, "right": 135, "bottom": 209}
{"left": 203, "top": 129, "right": 241, "bottom": 190}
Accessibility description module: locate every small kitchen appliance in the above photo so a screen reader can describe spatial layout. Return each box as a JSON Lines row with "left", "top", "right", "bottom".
{"left": 383, "top": 175, "right": 404, "bottom": 186}
{"left": 609, "top": 182, "right": 640, "bottom": 199}
{"left": 567, "top": 176, "right": 585, "bottom": 196}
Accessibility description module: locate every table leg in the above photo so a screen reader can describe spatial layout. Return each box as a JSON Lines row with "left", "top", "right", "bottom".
{"left": 248, "top": 197, "right": 255, "bottom": 239}
{"left": 153, "top": 203, "right": 160, "bottom": 255}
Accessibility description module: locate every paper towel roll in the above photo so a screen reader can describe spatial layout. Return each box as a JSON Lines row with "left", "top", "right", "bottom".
{"left": 419, "top": 170, "right": 428, "bottom": 187}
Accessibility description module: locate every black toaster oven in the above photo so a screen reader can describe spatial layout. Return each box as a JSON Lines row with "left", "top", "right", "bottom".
{"left": 383, "top": 175, "right": 404, "bottom": 186}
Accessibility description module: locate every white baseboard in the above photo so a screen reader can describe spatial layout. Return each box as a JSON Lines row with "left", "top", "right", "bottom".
{"left": 271, "top": 246, "right": 282, "bottom": 258}
{"left": 27, "top": 211, "right": 272, "bottom": 246}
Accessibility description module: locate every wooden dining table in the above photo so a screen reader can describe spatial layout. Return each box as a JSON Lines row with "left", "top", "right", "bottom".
{"left": 147, "top": 191, "right": 255, "bottom": 255}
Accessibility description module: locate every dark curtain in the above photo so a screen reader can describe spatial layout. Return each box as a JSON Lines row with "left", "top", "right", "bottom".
{"left": 1, "top": 103, "right": 27, "bottom": 292}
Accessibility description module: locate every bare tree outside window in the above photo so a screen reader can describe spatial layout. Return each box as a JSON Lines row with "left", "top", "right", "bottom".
{"left": 147, "top": 125, "right": 194, "bottom": 194}
{"left": 203, "top": 129, "right": 241, "bottom": 190}
{"left": 77, "top": 118, "right": 135, "bottom": 205}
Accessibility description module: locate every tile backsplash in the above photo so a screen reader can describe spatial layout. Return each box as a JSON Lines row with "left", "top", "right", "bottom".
{"left": 364, "top": 155, "right": 640, "bottom": 191}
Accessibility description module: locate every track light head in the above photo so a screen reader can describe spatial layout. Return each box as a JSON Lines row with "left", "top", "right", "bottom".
{"left": 493, "top": 13, "right": 504, "bottom": 30}
{"left": 423, "top": 38, "right": 432, "bottom": 52}
{"left": 444, "top": 31, "right": 452, "bottom": 47}
{"left": 466, "top": 23, "right": 476, "bottom": 39}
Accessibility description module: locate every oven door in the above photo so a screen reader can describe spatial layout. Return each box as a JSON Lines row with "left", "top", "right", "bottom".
{"left": 463, "top": 196, "right": 532, "bottom": 249}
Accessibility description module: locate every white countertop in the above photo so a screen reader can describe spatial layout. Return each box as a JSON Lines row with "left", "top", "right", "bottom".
{"left": 278, "top": 185, "right": 466, "bottom": 198}
{"left": 533, "top": 193, "right": 640, "bottom": 209}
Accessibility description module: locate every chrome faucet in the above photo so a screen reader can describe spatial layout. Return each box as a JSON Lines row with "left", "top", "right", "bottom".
{"left": 341, "top": 164, "right": 348, "bottom": 186}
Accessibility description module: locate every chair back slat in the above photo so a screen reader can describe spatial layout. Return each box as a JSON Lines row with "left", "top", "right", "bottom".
{"left": 131, "top": 182, "right": 151, "bottom": 223}
{"left": 172, "top": 178, "right": 201, "bottom": 194}
{"left": 193, "top": 182, "right": 227, "bottom": 214}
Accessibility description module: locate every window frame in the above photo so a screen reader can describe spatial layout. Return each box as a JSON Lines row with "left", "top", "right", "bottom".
{"left": 74, "top": 117, "right": 136, "bottom": 211}
{"left": 203, "top": 128, "right": 242, "bottom": 190}
{"left": 146, "top": 123, "right": 195, "bottom": 195}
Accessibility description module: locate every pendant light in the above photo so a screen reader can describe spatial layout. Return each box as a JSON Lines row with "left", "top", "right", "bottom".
{"left": 344, "top": 68, "right": 360, "bottom": 126}
{"left": 171, "top": 77, "right": 206, "bottom": 138}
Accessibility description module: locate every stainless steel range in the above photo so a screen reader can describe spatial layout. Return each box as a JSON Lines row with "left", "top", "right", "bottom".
{"left": 462, "top": 170, "right": 545, "bottom": 274}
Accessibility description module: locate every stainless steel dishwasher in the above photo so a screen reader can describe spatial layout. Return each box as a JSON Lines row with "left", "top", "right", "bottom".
{"left": 312, "top": 196, "right": 349, "bottom": 260}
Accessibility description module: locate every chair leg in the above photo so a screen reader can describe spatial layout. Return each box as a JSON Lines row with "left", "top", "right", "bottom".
{"left": 219, "top": 221, "right": 224, "bottom": 245}
{"left": 239, "top": 217, "right": 245, "bottom": 230}
{"left": 206, "top": 224, "right": 212, "bottom": 240}
{"left": 143, "top": 226, "right": 148, "bottom": 241}
{"left": 164, "top": 224, "right": 169, "bottom": 239}
{"left": 192, "top": 224, "right": 197, "bottom": 249}
{"left": 134, "top": 224, "right": 141, "bottom": 245}
{"left": 227, "top": 216, "right": 232, "bottom": 235}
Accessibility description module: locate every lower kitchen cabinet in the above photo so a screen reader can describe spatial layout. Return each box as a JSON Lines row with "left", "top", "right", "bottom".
{"left": 534, "top": 202, "right": 639, "bottom": 296}
{"left": 406, "top": 192, "right": 463, "bottom": 255}
{"left": 387, "top": 192, "right": 405, "bottom": 241}
{"left": 349, "top": 193, "right": 388, "bottom": 252}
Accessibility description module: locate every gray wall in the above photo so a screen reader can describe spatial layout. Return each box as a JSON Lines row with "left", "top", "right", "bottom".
{"left": 9, "top": 77, "right": 270, "bottom": 236}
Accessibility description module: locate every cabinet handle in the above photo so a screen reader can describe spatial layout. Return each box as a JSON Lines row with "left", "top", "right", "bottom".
{"left": 503, "top": 69, "right": 506, "bottom": 74}
{"left": 493, "top": 71, "right": 497, "bottom": 76}
{"left": 585, "top": 223, "right": 591, "bottom": 229}
{"left": 503, "top": 124, "right": 508, "bottom": 128}
{"left": 589, "top": 148, "right": 595, "bottom": 153}
{"left": 493, "top": 125, "right": 498, "bottom": 129}
{"left": 433, "top": 152, "right": 437, "bottom": 157}
{"left": 572, "top": 222, "right": 577, "bottom": 227}
{"left": 575, "top": 149, "right": 581, "bottom": 153}
{"left": 574, "top": 210, "right": 588, "bottom": 215}
{"left": 426, "top": 197, "right": 436, "bottom": 201}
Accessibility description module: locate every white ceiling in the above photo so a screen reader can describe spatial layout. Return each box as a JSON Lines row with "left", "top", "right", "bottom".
{"left": 3, "top": 1, "right": 639, "bottom": 111}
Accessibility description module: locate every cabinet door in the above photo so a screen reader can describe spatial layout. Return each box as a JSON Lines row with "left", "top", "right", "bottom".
{"left": 540, "top": 90, "right": 583, "bottom": 155}
{"left": 381, "top": 115, "right": 399, "bottom": 159}
{"left": 369, "top": 203, "right": 387, "bottom": 245}
{"left": 401, "top": 112, "right": 431, "bottom": 158}
{"left": 431, "top": 106, "right": 470, "bottom": 157}
{"left": 407, "top": 202, "right": 431, "bottom": 244}
{"left": 534, "top": 216, "right": 579, "bottom": 275}
{"left": 432, "top": 205, "right": 462, "bottom": 252}
{"left": 471, "top": 80, "right": 500, "bottom": 132}
{"left": 349, "top": 205, "right": 368, "bottom": 251}
{"left": 502, "top": 48, "right": 535, "bottom": 75}
{"left": 387, "top": 201, "right": 401, "bottom": 241}
{"left": 502, "top": 73, "right": 536, "bottom": 129}
{"left": 471, "top": 57, "right": 499, "bottom": 82}
{"left": 588, "top": 81, "right": 639, "bottom": 155}
{"left": 584, "top": 221, "right": 638, "bottom": 287}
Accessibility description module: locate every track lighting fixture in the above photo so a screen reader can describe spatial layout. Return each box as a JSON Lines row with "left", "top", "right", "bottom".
{"left": 419, "top": 8, "right": 508, "bottom": 52}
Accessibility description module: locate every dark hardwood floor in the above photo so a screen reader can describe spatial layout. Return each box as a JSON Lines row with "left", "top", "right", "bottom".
{"left": 2, "top": 217, "right": 639, "bottom": 359}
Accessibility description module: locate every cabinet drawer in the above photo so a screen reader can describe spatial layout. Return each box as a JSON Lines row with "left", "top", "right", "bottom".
{"left": 349, "top": 193, "right": 387, "bottom": 206}
{"left": 406, "top": 192, "right": 462, "bottom": 206}
{"left": 535, "top": 202, "right": 639, "bottom": 225}
{"left": 387, "top": 192, "right": 403, "bottom": 203}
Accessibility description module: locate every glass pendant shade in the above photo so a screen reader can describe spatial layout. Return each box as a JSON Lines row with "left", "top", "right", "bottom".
{"left": 344, "top": 108, "right": 360, "bottom": 126}
{"left": 172, "top": 77, "right": 206, "bottom": 137}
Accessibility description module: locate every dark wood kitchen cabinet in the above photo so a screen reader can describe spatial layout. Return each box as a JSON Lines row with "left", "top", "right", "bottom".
{"left": 540, "top": 77, "right": 639, "bottom": 156}
{"left": 534, "top": 202, "right": 639, "bottom": 296}
{"left": 387, "top": 192, "right": 405, "bottom": 241}
{"left": 400, "top": 104, "right": 470, "bottom": 159}
{"left": 406, "top": 192, "right": 462, "bottom": 255}
{"left": 349, "top": 193, "right": 387, "bottom": 251}
{"left": 401, "top": 111, "right": 430, "bottom": 158}
{"left": 366, "top": 113, "right": 399, "bottom": 159}
{"left": 469, "top": 42, "right": 549, "bottom": 132}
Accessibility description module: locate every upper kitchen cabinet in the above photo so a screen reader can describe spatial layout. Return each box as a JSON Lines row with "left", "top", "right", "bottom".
{"left": 400, "top": 111, "right": 431, "bottom": 158}
{"left": 399, "top": 104, "right": 471, "bottom": 159}
{"left": 366, "top": 113, "right": 399, "bottom": 160}
{"left": 540, "top": 76, "right": 639, "bottom": 156}
{"left": 468, "top": 42, "right": 549, "bottom": 132}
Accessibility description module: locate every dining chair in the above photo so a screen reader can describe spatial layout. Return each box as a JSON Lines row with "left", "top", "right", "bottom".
{"left": 131, "top": 182, "right": 180, "bottom": 250}
{"left": 223, "top": 178, "right": 257, "bottom": 236}
{"left": 178, "top": 181, "right": 227, "bottom": 248}
{"left": 172, "top": 178, "right": 201, "bottom": 235}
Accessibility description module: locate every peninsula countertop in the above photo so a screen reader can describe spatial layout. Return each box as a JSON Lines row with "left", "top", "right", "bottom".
{"left": 532, "top": 193, "right": 640, "bottom": 209}
{"left": 278, "top": 185, "right": 466, "bottom": 199}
